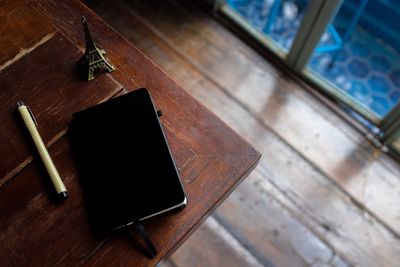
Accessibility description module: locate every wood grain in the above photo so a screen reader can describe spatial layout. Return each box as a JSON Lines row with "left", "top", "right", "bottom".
{"left": 0, "top": 0, "right": 260, "bottom": 266}
{"left": 177, "top": 49, "right": 400, "bottom": 267}
{"left": 25, "top": 0, "right": 257, "bottom": 156}
{"left": 0, "top": 138, "right": 107, "bottom": 267}
{"left": 85, "top": 6, "right": 344, "bottom": 265}
{"left": 85, "top": 1, "right": 400, "bottom": 266}
{"left": 83, "top": 153, "right": 259, "bottom": 266}
{"left": 122, "top": 0, "right": 400, "bottom": 239}
{"left": 0, "top": 33, "right": 121, "bottom": 186}
{"left": 0, "top": 0, "right": 56, "bottom": 70}
{"left": 170, "top": 216, "right": 264, "bottom": 267}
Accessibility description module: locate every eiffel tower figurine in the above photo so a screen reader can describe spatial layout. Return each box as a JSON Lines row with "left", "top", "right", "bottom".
{"left": 78, "top": 16, "right": 115, "bottom": 81}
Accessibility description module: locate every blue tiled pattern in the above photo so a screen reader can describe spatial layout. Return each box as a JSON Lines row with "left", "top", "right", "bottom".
{"left": 309, "top": 26, "right": 400, "bottom": 118}
{"left": 227, "top": 0, "right": 400, "bottom": 119}
{"left": 227, "top": 0, "right": 307, "bottom": 51}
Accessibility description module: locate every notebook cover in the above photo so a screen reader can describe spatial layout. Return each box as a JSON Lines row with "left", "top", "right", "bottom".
{"left": 70, "top": 88, "right": 187, "bottom": 233}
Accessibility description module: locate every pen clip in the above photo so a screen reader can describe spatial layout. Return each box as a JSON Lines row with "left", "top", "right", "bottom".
{"left": 26, "top": 106, "right": 37, "bottom": 125}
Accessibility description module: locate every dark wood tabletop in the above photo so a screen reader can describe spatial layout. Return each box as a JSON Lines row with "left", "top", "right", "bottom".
{"left": 0, "top": 0, "right": 260, "bottom": 266}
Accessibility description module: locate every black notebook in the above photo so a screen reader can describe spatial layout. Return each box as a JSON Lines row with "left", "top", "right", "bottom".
{"left": 70, "top": 88, "right": 187, "bottom": 234}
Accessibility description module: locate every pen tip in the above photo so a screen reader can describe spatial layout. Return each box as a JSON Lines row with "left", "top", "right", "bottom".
{"left": 58, "top": 191, "right": 68, "bottom": 201}
{"left": 16, "top": 101, "right": 25, "bottom": 108}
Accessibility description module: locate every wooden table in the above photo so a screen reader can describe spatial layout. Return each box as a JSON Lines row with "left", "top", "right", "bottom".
{"left": 0, "top": 0, "right": 260, "bottom": 266}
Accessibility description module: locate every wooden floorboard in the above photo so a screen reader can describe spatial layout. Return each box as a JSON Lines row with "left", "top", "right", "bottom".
{"left": 87, "top": 1, "right": 400, "bottom": 266}
{"left": 124, "top": 0, "right": 400, "bottom": 238}
{"left": 169, "top": 217, "right": 265, "bottom": 267}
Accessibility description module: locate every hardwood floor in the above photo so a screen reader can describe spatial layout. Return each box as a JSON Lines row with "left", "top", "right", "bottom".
{"left": 86, "top": 1, "right": 400, "bottom": 266}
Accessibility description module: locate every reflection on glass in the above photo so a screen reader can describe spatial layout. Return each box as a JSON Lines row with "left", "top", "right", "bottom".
{"left": 307, "top": 0, "right": 400, "bottom": 119}
{"left": 227, "top": 0, "right": 309, "bottom": 52}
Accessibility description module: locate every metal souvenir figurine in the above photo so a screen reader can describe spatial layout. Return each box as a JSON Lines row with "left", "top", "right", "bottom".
{"left": 78, "top": 16, "right": 115, "bottom": 80}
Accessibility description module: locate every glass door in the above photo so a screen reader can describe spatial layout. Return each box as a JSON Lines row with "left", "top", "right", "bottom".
{"left": 219, "top": 0, "right": 320, "bottom": 57}
{"left": 303, "top": 0, "right": 400, "bottom": 125}
{"left": 297, "top": 0, "right": 400, "bottom": 152}
{"left": 218, "top": 0, "right": 400, "bottom": 155}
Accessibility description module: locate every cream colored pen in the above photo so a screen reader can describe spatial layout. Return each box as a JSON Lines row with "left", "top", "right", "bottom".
{"left": 17, "top": 101, "right": 68, "bottom": 200}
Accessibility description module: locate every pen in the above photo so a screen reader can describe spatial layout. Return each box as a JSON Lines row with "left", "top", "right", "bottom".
{"left": 17, "top": 101, "right": 68, "bottom": 200}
